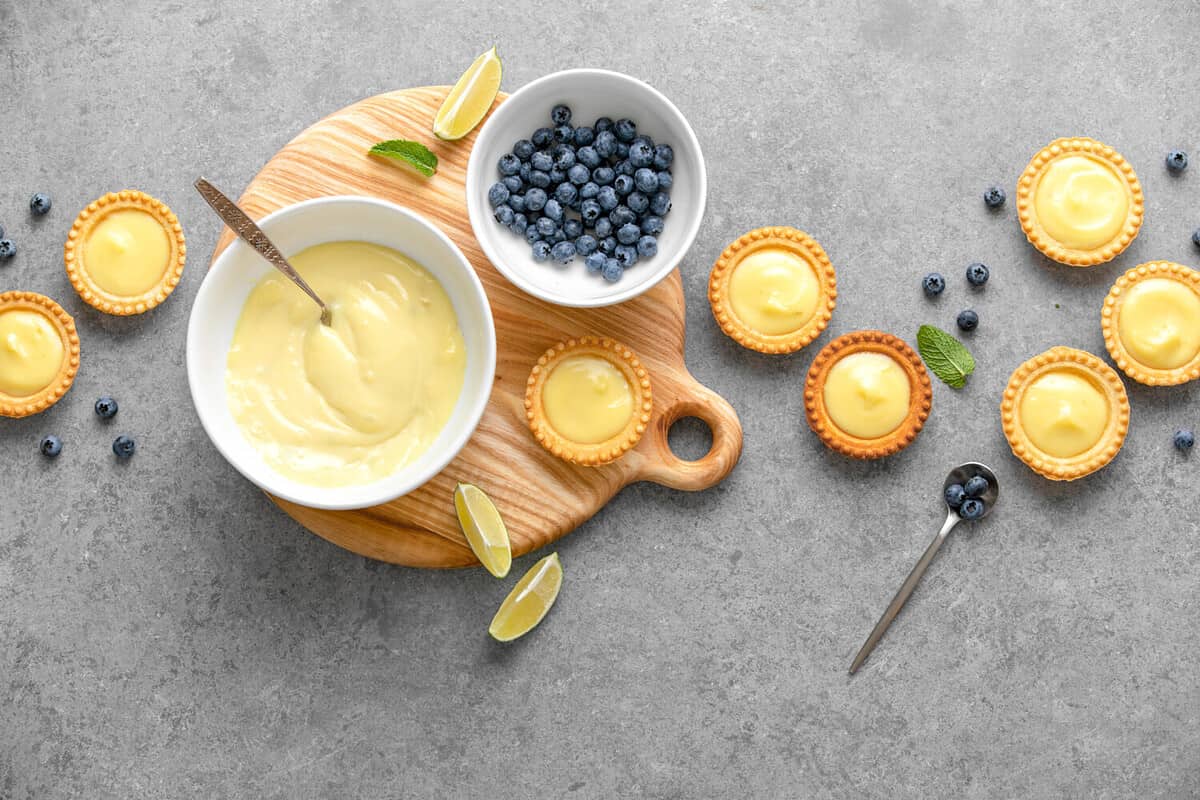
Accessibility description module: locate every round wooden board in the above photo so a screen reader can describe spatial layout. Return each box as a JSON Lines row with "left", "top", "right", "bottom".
{"left": 210, "top": 86, "right": 743, "bottom": 568}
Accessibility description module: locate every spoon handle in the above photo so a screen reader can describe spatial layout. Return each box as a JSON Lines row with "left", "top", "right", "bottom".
{"left": 849, "top": 512, "right": 960, "bottom": 674}
{"left": 194, "top": 177, "right": 332, "bottom": 326}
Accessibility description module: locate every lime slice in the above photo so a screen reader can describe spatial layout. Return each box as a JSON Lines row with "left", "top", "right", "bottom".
{"left": 454, "top": 483, "right": 512, "bottom": 578}
{"left": 433, "top": 46, "right": 502, "bottom": 141}
{"left": 488, "top": 553, "right": 562, "bottom": 642}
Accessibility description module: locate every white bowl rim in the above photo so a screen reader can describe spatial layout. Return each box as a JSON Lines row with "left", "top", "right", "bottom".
{"left": 466, "top": 67, "right": 707, "bottom": 308}
{"left": 186, "top": 195, "right": 496, "bottom": 511}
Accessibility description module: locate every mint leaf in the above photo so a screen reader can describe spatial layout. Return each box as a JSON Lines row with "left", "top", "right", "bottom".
{"left": 369, "top": 140, "right": 438, "bottom": 176}
{"left": 917, "top": 324, "right": 975, "bottom": 389}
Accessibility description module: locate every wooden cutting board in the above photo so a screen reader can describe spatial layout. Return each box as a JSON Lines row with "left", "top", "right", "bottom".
{"left": 211, "top": 86, "right": 743, "bottom": 568}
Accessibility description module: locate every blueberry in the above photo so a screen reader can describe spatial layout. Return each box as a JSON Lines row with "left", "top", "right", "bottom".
{"left": 615, "top": 159, "right": 635, "bottom": 177}
{"left": 29, "top": 193, "right": 51, "bottom": 215}
{"left": 592, "top": 165, "right": 615, "bottom": 185}
{"left": 513, "top": 139, "right": 535, "bottom": 160}
{"left": 636, "top": 235, "right": 658, "bottom": 258}
{"left": 957, "top": 309, "right": 979, "bottom": 332}
{"left": 1193, "top": 228, "right": 1200, "bottom": 249}
{"left": 580, "top": 199, "right": 602, "bottom": 225}
{"left": 553, "top": 125, "right": 574, "bottom": 144}
{"left": 626, "top": 191, "right": 649, "bottom": 215}
{"left": 550, "top": 229, "right": 566, "bottom": 244}
{"left": 573, "top": 127, "right": 594, "bottom": 147}
{"left": 548, "top": 168, "right": 567, "bottom": 185}
{"left": 531, "top": 241, "right": 552, "bottom": 262}
{"left": 1174, "top": 429, "right": 1195, "bottom": 451}
{"left": 922, "top": 272, "right": 946, "bottom": 296}
{"left": 568, "top": 164, "right": 590, "bottom": 185}
{"left": 594, "top": 218, "right": 613, "bottom": 238}
{"left": 615, "top": 142, "right": 630, "bottom": 159}
{"left": 641, "top": 215, "right": 664, "bottom": 236}
{"left": 609, "top": 206, "right": 636, "bottom": 227}
{"left": 614, "top": 118, "right": 637, "bottom": 142}
{"left": 494, "top": 205, "right": 514, "bottom": 226}
{"left": 601, "top": 259, "right": 624, "bottom": 283}
{"left": 501, "top": 175, "right": 523, "bottom": 194}
{"left": 525, "top": 226, "right": 541, "bottom": 244}
{"left": 511, "top": 214, "right": 528, "bottom": 235}
{"left": 966, "top": 262, "right": 990, "bottom": 287}
{"left": 594, "top": 117, "right": 613, "bottom": 132}
{"left": 959, "top": 498, "right": 985, "bottom": 520}
{"left": 599, "top": 236, "right": 617, "bottom": 255}
{"left": 579, "top": 182, "right": 600, "bottom": 200}
{"left": 563, "top": 218, "right": 583, "bottom": 239}
{"left": 628, "top": 140, "right": 654, "bottom": 168}
{"left": 634, "top": 167, "right": 658, "bottom": 194}
{"left": 487, "top": 182, "right": 510, "bottom": 208}
{"left": 577, "top": 145, "right": 601, "bottom": 168}
{"left": 550, "top": 104, "right": 572, "bottom": 126}
{"left": 575, "top": 234, "right": 598, "bottom": 255}
{"left": 594, "top": 130, "right": 617, "bottom": 159}
{"left": 0, "top": 239, "right": 15, "bottom": 260}
{"left": 529, "top": 170, "right": 551, "bottom": 189}
{"left": 542, "top": 199, "right": 563, "bottom": 222}
{"left": 550, "top": 240, "right": 576, "bottom": 264}
{"left": 519, "top": 162, "right": 532, "bottom": 183}
{"left": 653, "top": 144, "right": 674, "bottom": 169}
{"left": 531, "top": 127, "right": 554, "bottom": 147}
{"left": 112, "top": 435, "right": 136, "bottom": 459}
{"left": 524, "top": 188, "right": 547, "bottom": 212}
{"left": 944, "top": 483, "right": 966, "bottom": 509}
{"left": 535, "top": 216, "right": 558, "bottom": 238}
{"left": 507, "top": 194, "right": 526, "bottom": 213}
{"left": 40, "top": 435, "right": 62, "bottom": 458}
{"left": 614, "top": 244, "right": 638, "bottom": 268}
{"left": 649, "top": 192, "right": 672, "bottom": 216}
{"left": 585, "top": 251, "right": 606, "bottom": 273}
{"left": 613, "top": 174, "right": 635, "bottom": 196}
{"left": 964, "top": 475, "right": 989, "bottom": 498}
{"left": 596, "top": 186, "right": 619, "bottom": 211}
{"left": 498, "top": 154, "right": 521, "bottom": 176}
{"left": 983, "top": 186, "right": 1006, "bottom": 208}
{"left": 1166, "top": 150, "right": 1189, "bottom": 173}
{"left": 616, "top": 223, "right": 641, "bottom": 245}
{"left": 554, "top": 183, "right": 578, "bottom": 206}
{"left": 530, "top": 151, "right": 553, "bottom": 173}
{"left": 95, "top": 396, "right": 119, "bottom": 419}
{"left": 656, "top": 171, "right": 673, "bottom": 192}
{"left": 551, "top": 143, "right": 576, "bottom": 170}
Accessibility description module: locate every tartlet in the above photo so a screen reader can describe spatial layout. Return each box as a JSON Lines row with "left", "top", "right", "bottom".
{"left": 0, "top": 291, "right": 81, "bottom": 418}
{"left": 709, "top": 226, "right": 837, "bottom": 354}
{"left": 1101, "top": 261, "right": 1200, "bottom": 386}
{"left": 804, "top": 330, "right": 932, "bottom": 459}
{"left": 525, "top": 336, "right": 653, "bottom": 466}
{"left": 1016, "top": 137, "right": 1143, "bottom": 267}
{"left": 65, "top": 190, "right": 186, "bottom": 315}
{"left": 1001, "top": 346, "right": 1129, "bottom": 481}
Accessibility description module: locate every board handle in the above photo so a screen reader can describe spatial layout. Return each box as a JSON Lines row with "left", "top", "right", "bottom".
{"left": 635, "top": 377, "right": 743, "bottom": 491}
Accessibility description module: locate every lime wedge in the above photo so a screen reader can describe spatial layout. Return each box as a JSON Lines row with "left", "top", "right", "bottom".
{"left": 488, "top": 553, "right": 562, "bottom": 642}
{"left": 454, "top": 483, "right": 512, "bottom": 578}
{"left": 433, "top": 46, "right": 502, "bottom": 141}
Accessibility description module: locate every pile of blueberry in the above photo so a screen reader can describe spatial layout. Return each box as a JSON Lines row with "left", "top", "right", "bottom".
{"left": 487, "top": 104, "right": 673, "bottom": 284}
{"left": 944, "top": 473, "right": 993, "bottom": 521}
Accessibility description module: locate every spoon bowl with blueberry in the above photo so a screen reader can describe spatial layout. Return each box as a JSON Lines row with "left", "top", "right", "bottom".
{"left": 849, "top": 462, "right": 998, "bottom": 674}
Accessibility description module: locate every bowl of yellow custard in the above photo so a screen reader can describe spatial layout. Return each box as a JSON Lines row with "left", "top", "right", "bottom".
{"left": 186, "top": 196, "right": 496, "bottom": 510}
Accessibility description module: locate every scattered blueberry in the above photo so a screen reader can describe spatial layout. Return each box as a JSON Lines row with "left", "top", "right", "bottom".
{"left": 497, "top": 154, "right": 521, "bottom": 176}
{"left": 966, "top": 262, "right": 990, "bottom": 287}
{"left": 550, "top": 104, "right": 572, "bottom": 126}
{"left": 964, "top": 475, "right": 989, "bottom": 498}
{"left": 922, "top": 272, "right": 946, "bottom": 297}
{"left": 487, "top": 182, "right": 509, "bottom": 208}
{"left": 959, "top": 498, "right": 985, "bottom": 520}
{"left": 1174, "top": 429, "right": 1195, "bottom": 452}
{"left": 1166, "top": 150, "right": 1189, "bottom": 173}
{"left": 29, "top": 193, "right": 52, "bottom": 215}
{"left": 531, "top": 241, "right": 552, "bottom": 262}
{"left": 550, "top": 241, "right": 576, "bottom": 264}
{"left": 112, "top": 435, "right": 136, "bottom": 459}
{"left": 957, "top": 309, "right": 979, "bottom": 332}
{"left": 40, "top": 435, "right": 62, "bottom": 458}
{"left": 982, "top": 186, "right": 1006, "bottom": 208}
{"left": 0, "top": 239, "right": 14, "bottom": 260}
{"left": 601, "top": 259, "right": 624, "bottom": 283}
{"left": 944, "top": 483, "right": 966, "bottom": 509}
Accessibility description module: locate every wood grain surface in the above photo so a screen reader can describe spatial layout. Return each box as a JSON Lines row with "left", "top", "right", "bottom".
{"left": 210, "top": 86, "right": 743, "bottom": 568}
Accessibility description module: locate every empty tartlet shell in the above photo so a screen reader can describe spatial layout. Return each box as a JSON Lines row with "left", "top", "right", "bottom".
{"left": 64, "top": 190, "right": 187, "bottom": 315}
{"left": 1001, "top": 346, "right": 1129, "bottom": 481}
{"left": 804, "top": 330, "right": 932, "bottom": 459}
{"left": 525, "top": 336, "right": 653, "bottom": 466}
{"left": 1016, "top": 137, "right": 1143, "bottom": 267}
{"left": 708, "top": 226, "right": 837, "bottom": 354}
{"left": 1101, "top": 261, "right": 1200, "bottom": 386}
{"left": 0, "top": 291, "right": 80, "bottom": 418}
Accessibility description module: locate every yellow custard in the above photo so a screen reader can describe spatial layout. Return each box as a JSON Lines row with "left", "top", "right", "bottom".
{"left": 728, "top": 247, "right": 820, "bottom": 335}
{"left": 0, "top": 309, "right": 65, "bottom": 397}
{"left": 83, "top": 209, "right": 172, "bottom": 296}
{"left": 1117, "top": 278, "right": 1200, "bottom": 370}
{"left": 226, "top": 241, "right": 466, "bottom": 488}
{"left": 822, "top": 351, "right": 910, "bottom": 439}
{"left": 1018, "top": 371, "right": 1109, "bottom": 458}
{"left": 1034, "top": 155, "right": 1129, "bottom": 250}
{"left": 541, "top": 355, "right": 633, "bottom": 444}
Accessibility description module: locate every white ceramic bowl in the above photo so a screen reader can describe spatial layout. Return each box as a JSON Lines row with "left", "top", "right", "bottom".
{"left": 187, "top": 196, "right": 496, "bottom": 511}
{"left": 466, "top": 68, "right": 707, "bottom": 307}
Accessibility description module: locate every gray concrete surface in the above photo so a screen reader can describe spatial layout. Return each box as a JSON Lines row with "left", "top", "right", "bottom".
{"left": 2, "top": 1, "right": 1198, "bottom": 797}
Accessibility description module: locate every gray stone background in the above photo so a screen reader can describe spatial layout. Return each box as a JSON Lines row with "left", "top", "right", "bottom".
{"left": 2, "top": 0, "right": 1197, "bottom": 797}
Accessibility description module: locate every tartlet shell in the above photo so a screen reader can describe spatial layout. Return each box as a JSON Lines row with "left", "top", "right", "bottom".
{"left": 0, "top": 291, "right": 81, "bottom": 418}
{"left": 1001, "top": 346, "right": 1130, "bottom": 481}
{"left": 525, "top": 336, "right": 653, "bottom": 466}
{"left": 1101, "top": 261, "right": 1200, "bottom": 386}
{"left": 804, "top": 330, "right": 932, "bottom": 460}
{"left": 708, "top": 226, "right": 837, "bottom": 354}
{"left": 65, "top": 190, "right": 187, "bottom": 315}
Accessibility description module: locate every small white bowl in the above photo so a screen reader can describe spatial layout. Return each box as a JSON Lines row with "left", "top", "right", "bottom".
{"left": 466, "top": 68, "right": 707, "bottom": 308}
{"left": 186, "top": 196, "right": 496, "bottom": 511}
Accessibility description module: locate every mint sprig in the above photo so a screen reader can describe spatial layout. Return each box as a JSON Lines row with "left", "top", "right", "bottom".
{"left": 916, "top": 324, "right": 975, "bottom": 389}
{"left": 369, "top": 140, "right": 438, "bottom": 177}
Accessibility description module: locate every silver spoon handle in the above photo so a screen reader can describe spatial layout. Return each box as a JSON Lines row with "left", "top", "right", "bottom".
{"left": 194, "top": 177, "right": 332, "bottom": 325}
{"left": 849, "top": 512, "right": 960, "bottom": 674}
